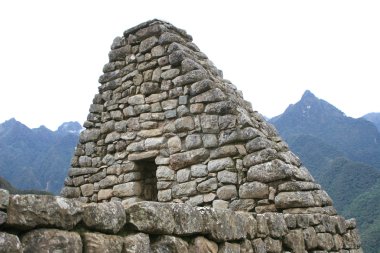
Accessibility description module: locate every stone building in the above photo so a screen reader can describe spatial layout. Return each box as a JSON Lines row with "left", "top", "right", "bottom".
{"left": 61, "top": 19, "right": 330, "bottom": 213}
{"left": 0, "top": 20, "right": 362, "bottom": 252}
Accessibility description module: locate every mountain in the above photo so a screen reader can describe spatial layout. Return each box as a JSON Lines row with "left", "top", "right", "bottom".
{"left": 362, "top": 112, "right": 380, "bottom": 132}
{"left": 0, "top": 119, "right": 80, "bottom": 194}
{"left": 271, "top": 90, "right": 380, "bottom": 169}
{"left": 270, "top": 90, "right": 380, "bottom": 253}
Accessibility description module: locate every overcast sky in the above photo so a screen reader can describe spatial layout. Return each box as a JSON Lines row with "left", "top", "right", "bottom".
{"left": 1, "top": 0, "right": 379, "bottom": 130}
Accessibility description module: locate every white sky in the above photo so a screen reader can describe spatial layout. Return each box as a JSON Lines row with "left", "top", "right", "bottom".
{"left": 0, "top": 0, "right": 379, "bottom": 130}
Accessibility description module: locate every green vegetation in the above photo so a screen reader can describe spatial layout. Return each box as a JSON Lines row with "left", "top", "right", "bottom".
{"left": 271, "top": 90, "right": 380, "bottom": 253}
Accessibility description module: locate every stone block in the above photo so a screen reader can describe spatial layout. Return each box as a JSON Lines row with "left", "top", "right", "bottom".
{"left": 83, "top": 201, "right": 126, "bottom": 233}
{"left": 283, "top": 229, "right": 305, "bottom": 253}
{"left": 21, "top": 229, "right": 82, "bottom": 253}
{"left": 216, "top": 185, "right": 237, "bottom": 200}
{"left": 217, "top": 170, "right": 237, "bottom": 184}
{"left": 275, "top": 191, "right": 316, "bottom": 209}
{"left": 157, "top": 166, "right": 175, "bottom": 180}
{"left": 151, "top": 235, "right": 189, "bottom": 252}
{"left": 197, "top": 178, "right": 218, "bottom": 193}
{"left": 80, "top": 184, "right": 94, "bottom": 197}
{"left": 175, "top": 116, "right": 195, "bottom": 132}
{"left": 239, "top": 182, "right": 269, "bottom": 199}
{"left": 7, "top": 195, "right": 83, "bottom": 230}
{"left": 208, "top": 157, "right": 234, "bottom": 172}
{"left": 172, "top": 181, "right": 197, "bottom": 197}
{"left": 170, "top": 148, "right": 209, "bottom": 170}
{"left": 82, "top": 232, "right": 124, "bottom": 253}
{"left": 0, "top": 211, "right": 7, "bottom": 225}
{"left": 113, "top": 182, "right": 142, "bottom": 197}
{"left": 0, "top": 232, "right": 22, "bottom": 253}
{"left": 185, "top": 134, "right": 202, "bottom": 150}
{"left": 177, "top": 168, "right": 191, "bottom": 183}
{"left": 247, "top": 160, "right": 290, "bottom": 183}
{"left": 191, "top": 164, "right": 208, "bottom": 177}
{"left": 0, "top": 189, "right": 9, "bottom": 210}
{"left": 124, "top": 233, "right": 150, "bottom": 253}
{"left": 190, "top": 236, "right": 218, "bottom": 253}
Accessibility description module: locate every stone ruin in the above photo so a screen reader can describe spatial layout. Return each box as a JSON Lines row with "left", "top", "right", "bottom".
{"left": 0, "top": 19, "right": 363, "bottom": 252}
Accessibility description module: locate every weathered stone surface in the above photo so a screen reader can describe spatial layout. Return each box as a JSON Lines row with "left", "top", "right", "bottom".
{"left": 151, "top": 235, "right": 189, "bottom": 253}
{"left": 173, "top": 181, "right": 197, "bottom": 197}
{"left": 303, "top": 227, "right": 318, "bottom": 250}
{"left": 278, "top": 181, "right": 321, "bottom": 192}
{"left": 239, "top": 182, "right": 269, "bottom": 199}
{"left": 317, "top": 232, "right": 335, "bottom": 251}
{"left": 139, "top": 36, "right": 158, "bottom": 53}
{"left": 0, "top": 189, "right": 9, "bottom": 210}
{"left": 190, "top": 236, "right": 218, "bottom": 253}
{"left": 157, "top": 166, "right": 175, "bottom": 181}
{"left": 247, "top": 160, "right": 290, "bottom": 183}
{"left": 217, "top": 185, "right": 237, "bottom": 200}
{"left": 208, "top": 157, "right": 234, "bottom": 172}
{"left": 283, "top": 229, "right": 305, "bottom": 253}
{"left": 263, "top": 213, "right": 288, "bottom": 238}
{"left": 170, "top": 148, "right": 209, "bottom": 170}
{"left": 191, "top": 164, "right": 208, "bottom": 177}
{"left": 217, "top": 170, "right": 237, "bottom": 184}
{"left": 189, "top": 79, "right": 212, "bottom": 95}
{"left": 128, "top": 150, "right": 159, "bottom": 161}
{"left": 80, "top": 128, "right": 101, "bottom": 143}
{"left": 218, "top": 242, "right": 240, "bottom": 253}
{"left": 113, "top": 182, "right": 142, "bottom": 197}
{"left": 204, "top": 101, "right": 236, "bottom": 115}
{"left": 21, "top": 229, "right": 82, "bottom": 253}
{"left": 126, "top": 202, "right": 176, "bottom": 234}
{"left": 185, "top": 134, "right": 202, "bottom": 150}
{"left": 197, "top": 178, "right": 218, "bottom": 193}
{"left": 174, "top": 116, "right": 195, "bottom": 132}
{"left": 168, "top": 136, "right": 182, "bottom": 154}
{"left": 173, "top": 70, "right": 208, "bottom": 86}
{"left": 264, "top": 237, "right": 282, "bottom": 253}
{"left": 275, "top": 191, "right": 316, "bottom": 209}
{"left": 0, "top": 211, "right": 6, "bottom": 225}
{"left": 251, "top": 238, "right": 266, "bottom": 253}
{"left": 190, "top": 88, "right": 226, "bottom": 103}
{"left": 83, "top": 232, "right": 123, "bottom": 253}
{"left": 7, "top": 195, "right": 83, "bottom": 230}
{"left": 0, "top": 232, "right": 22, "bottom": 253}
{"left": 83, "top": 201, "right": 126, "bottom": 233}
{"left": 124, "top": 233, "right": 150, "bottom": 253}
{"left": 243, "top": 149, "right": 277, "bottom": 168}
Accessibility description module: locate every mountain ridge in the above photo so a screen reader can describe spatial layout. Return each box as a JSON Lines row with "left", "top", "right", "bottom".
{"left": 0, "top": 118, "right": 80, "bottom": 194}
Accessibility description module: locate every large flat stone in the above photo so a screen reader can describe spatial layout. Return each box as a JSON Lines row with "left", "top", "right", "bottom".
{"left": 7, "top": 195, "right": 83, "bottom": 230}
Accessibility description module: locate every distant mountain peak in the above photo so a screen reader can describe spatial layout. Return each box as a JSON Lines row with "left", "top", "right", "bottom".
{"left": 301, "top": 90, "right": 317, "bottom": 100}
{"left": 56, "top": 121, "right": 82, "bottom": 135}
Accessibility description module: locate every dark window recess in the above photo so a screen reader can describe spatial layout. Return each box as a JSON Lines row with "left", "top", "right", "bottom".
{"left": 136, "top": 159, "right": 158, "bottom": 201}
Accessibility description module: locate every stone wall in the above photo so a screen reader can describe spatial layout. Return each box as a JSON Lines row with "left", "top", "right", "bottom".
{"left": 0, "top": 191, "right": 362, "bottom": 252}
{"left": 61, "top": 19, "right": 336, "bottom": 216}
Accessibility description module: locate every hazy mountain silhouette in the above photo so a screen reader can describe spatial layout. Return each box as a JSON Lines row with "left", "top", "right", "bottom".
{"left": 0, "top": 118, "right": 80, "bottom": 194}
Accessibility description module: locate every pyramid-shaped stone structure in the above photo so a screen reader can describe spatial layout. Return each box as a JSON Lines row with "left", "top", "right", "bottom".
{"left": 61, "top": 19, "right": 331, "bottom": 213}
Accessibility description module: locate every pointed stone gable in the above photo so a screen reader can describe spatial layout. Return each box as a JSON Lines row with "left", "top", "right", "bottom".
{"left": 61, "top": 19, "right": 338, "bottom": 214}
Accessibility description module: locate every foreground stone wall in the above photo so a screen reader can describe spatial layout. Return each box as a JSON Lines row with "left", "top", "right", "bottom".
{"left": 0, "top": 191, "right": 362, "bottom": 252}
